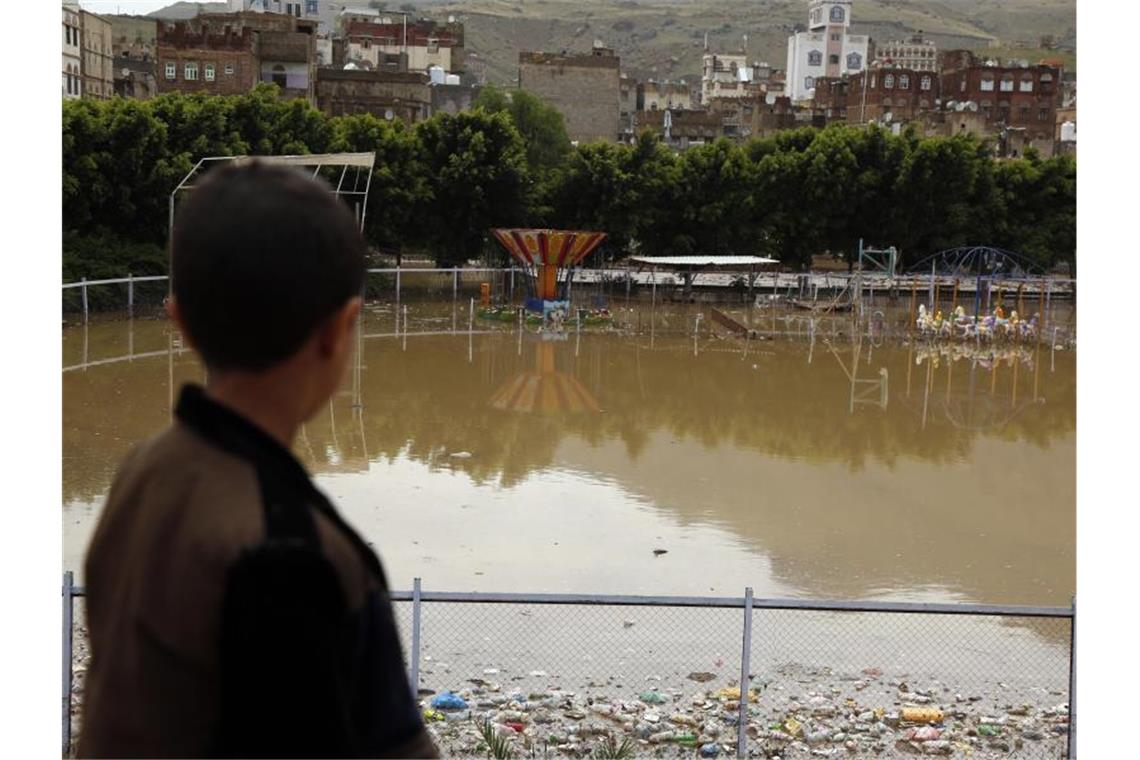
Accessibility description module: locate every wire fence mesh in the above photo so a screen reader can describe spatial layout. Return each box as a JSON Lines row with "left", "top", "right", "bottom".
{"left": 63, "top": 580, "right": 1073, "bottom": 759}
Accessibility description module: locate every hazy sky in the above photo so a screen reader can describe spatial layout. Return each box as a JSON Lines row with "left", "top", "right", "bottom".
{"left": 80, "top": 1, "right": 190, "bottom": 14}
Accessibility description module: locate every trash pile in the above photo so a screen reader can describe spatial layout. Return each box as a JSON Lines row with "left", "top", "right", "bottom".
{"left": 419, "top": 664, "right": 1070, "bottom": 758}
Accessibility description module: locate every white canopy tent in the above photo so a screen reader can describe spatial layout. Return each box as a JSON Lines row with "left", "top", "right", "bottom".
{"left": 628, "top": 254, "right": 780, "bottom": 300}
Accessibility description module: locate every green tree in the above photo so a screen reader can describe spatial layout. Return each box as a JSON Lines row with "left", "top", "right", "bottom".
{"left": 414, "top": 110, "right": 530, "bottom": 266}
{"left": 473, "top": 86, "right": 572, "bottom": 175}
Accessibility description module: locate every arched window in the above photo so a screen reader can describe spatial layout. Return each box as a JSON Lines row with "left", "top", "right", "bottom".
{"left": 899, "top": 74, "right": 910, "bottom": 89}
{"left": 846, "top": 52, "right": 862, "bottom": 70}
{"left": 272, "top": 64, "right": 287, "bottom": 89}
{"left": 1020, "top": 75, "right": 1033, "bottom": 92}
{"left": 919, "top": 98, "right": 929, "bottom": 108}
{"left": 882, "top": 97, "right": 893, "bottom": 107}
{"left": 884, "top": 73, "right": 894, "bottom": 89}
{"left": 920, "top": 75, "right": 932, "bottom": 91}
{"left": 980, "top": 73, "right": 994, "bottom": 92}
{"left": 830, "top": 6, "right": 845, "bottom": 22}
{"left": 1000, "top": 73, "right": 1014, "bottom": 92}
{"left": 808, "top": 50, "right": 822, "bottom": 67}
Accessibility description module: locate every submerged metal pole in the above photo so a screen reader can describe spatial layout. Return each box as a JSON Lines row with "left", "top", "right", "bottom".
{"left": 410, "top": 577, "right": 422, "bottom": 702}
{"left": 127, "top": 272, "right": 134, "bottom": 317}
{"left": 453, "top": 269, "right": 458, "bottom": 302}
{"left": 62, "top": 571, "right": 74, "bottom": 757}
{"left": 81, "top": 278, "right": 88, "bottom": 323}
{"left": 736, "top": 586, "right": 753, "bottom": 759}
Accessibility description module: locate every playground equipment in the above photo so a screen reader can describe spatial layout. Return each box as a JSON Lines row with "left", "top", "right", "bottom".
{"left": 490, "top": 229, "right": 608, "bottom": 326}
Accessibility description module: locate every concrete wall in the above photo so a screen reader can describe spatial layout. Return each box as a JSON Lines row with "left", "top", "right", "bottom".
{"left": 315, "top": 69, "right": 432, "bottom": 123}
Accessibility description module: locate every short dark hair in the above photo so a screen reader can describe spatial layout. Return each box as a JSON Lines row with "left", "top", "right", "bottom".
{"left": 171, "top": 161, "right": 366, "bottom": 371}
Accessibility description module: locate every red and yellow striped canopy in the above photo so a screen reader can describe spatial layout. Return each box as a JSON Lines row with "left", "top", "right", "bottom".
{"left": 491, "top": 229, "right": 607, "bottom": 268}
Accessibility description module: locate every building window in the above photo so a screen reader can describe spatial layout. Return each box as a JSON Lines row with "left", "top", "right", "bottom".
{"left": 1019, "top": 105, "right": 1029, "bottom": 120}
{"left": 830, "top": 6, "right": 845, "bottom": 22}
{"left": 899, "top": 74, "right": 910, "bottom": 89}
{"left": 804, "top": 76, "right": 815, "bottom": 90}
{"left": 870, "top": 74, "right": 876, "bottom": 89}
{"left": 1000, "top": 76, "right": 1014, "bottom": 92}
{"left": 185, "top": 62, "right": 198, "bottom": 81}
{"left": 205, "top": 63, "right": 215, "bottom": 81}
{"left": 831, "top": 33, "right": 840, "bottom": 42}
{"left": 1038, "top": 108, "right": 1048, "bottom": 121}
{"left": 165, "top": 61, "right": 176, "bottom": 79}
{"left": 808, "top": 50, "right": 822, "bottom": 66}
{"left": 884, "top": 74, "right": 894, "bottom": 89}
{"left": 920, "top": 75, "right": 931, "bottom": 91}
{"left": 980, "top": 75, "right": 994, "bottom": 91}
{"left": 1040, "top": 73, "right": 1054, "bottom": 92}
{"left": 960, "top": 78, "right": 966, "bottom": 92}
{"left": 829, "top": 54, "right": 839, "bottom": 65}
{"left": 225, "top": 63, "right": 234, "bottom": 75}
{"left": 272, "top": 64, "right": 287, "bottom": 89}
{"left": 882, "top": 97, "right": 892, "bottom": 107}
{"left": 1020, "top": 77, "right": 1033, "bottom": 92}
{"left": 846, "top": 52, "right": 862, "bottom": 70}
{"left": 306, "top": 0, "right": 318, "bottom": 12}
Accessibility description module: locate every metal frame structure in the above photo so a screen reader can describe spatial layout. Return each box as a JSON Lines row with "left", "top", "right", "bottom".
{"left": 907, "top": 246, "right": 1042, "bottom": 278}
{"left": 168, "top": 152, "right": 377, "bottom": 237}
{"left": 62, "top": 573, "right": 1076, "bottom": 759}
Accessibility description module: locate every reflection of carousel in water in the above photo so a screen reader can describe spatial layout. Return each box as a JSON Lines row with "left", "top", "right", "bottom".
{"left": 904, "top": 340, "right": 1045, "bottom": 431}
{"left": 488, "top": 339, "right": 601, "bottom": 414}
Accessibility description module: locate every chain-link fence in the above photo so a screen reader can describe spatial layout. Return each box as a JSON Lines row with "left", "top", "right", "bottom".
{"left": 63, "top": 576, "right": 1074, "bottom": 758}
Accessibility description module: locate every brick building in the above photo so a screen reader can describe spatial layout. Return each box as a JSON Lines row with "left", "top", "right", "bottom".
{"left": 80, "top": 10, "right": 115, "bottom": 100}
{"left": 636, "top": 108, "right": 721, "bottom": 150}
{"left": 940, "top": 53, "right": 1061, "bottom": 144}
{"left": 157, "top": 12, "right": 317, "bottom": 103}
{"left": 108, "top": 16, "right": 158, "bottom": 99}
{"left": 315, "top": 68, "right": 431, "bottom": 124}
{"left": 752, "top": 95, "right": 799, "bottom": 137}
{"left": 845, "top": 67, "right": 940, "bottom": 124}
{"left": 518, "top": 46, "right": 621, "bottom": 144}
{"left": 873, "top": 33, "right": 938, "bottom": 72}
{"left": 343, "top": 18, "right": 464, "bottom": 75}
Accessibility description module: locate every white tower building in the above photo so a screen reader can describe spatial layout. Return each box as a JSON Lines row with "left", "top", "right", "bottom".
{"left": 785, "top": 0, "right": 868, "bottom": 102}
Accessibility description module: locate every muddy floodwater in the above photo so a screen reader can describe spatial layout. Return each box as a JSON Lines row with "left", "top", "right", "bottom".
{"left": 63, "top": 302, "right": 1074, "bottom": 606}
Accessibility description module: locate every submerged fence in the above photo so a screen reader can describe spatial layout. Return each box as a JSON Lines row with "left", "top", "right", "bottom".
{"left": 62, "top": 573, "right": 1075, "bottom": 758}
{"left": 61, "top": 269, "right": 1077, "bottom": 322}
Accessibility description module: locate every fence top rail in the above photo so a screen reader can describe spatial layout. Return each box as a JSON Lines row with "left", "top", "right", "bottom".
{"left": 366, "top": 267, "right": 515, "bottom": 275}
{"left": 67, "top": 581, "right": 1073, "bottom": 618}
{"left": 62, "top": 275, "right": 170, "bottom": 289}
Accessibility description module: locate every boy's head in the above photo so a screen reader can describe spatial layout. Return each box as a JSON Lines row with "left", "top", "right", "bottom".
{"left": 169, "top": 161, "right": 365, "bottom": 412}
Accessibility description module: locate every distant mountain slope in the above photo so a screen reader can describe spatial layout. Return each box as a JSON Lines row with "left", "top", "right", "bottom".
{"left": 419, "top": 0, "right": 1074, "bottom": 84}
{"left": 147, "top": 2, "right": 229, "bottom": 20}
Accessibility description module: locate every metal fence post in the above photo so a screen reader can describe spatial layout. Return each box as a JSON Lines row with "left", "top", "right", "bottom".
{"left": 736, "top": 586, "right": 753, "bottom": 759}
{"left": 63, "top": 571, "right": 74, "bottom": 757}
{"left": 509, "top": 267, "right": 515, "bottom": 303}
{"left": 81, "top": 278, "right": 88, "bottom": 324}
{"left": 410, "top": 577, "right": 422, "bottom": 701}
{"left": 1068, "top": 595, "right": 1076, "bottom": 759}
{"left": 395, "top": 268, "right": 401, "bottom": 303}
{"left": 453, "top": 269, "right": 458, "bottom": 301}
{"left": 127, "top": 272, "right": 134, "bottom": 317}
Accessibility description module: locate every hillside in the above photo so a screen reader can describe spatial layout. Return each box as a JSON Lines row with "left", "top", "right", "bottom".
{"left": 411, "top": 0, "right": 1075, "bottom": 85}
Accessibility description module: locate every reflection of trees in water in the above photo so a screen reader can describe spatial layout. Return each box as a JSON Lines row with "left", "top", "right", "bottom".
{"left": 61, "top": 327, "right": 1076, "bottom": 501}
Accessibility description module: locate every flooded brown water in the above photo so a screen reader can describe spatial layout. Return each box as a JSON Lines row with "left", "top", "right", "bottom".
{"left": 62, "top": 302, "right": 1075, "bottom": 610}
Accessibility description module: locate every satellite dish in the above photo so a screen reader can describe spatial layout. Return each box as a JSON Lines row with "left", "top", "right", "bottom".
{"left": 121, "top": 67, "right": 130, "bottom": 77}
{"left": 384, "top": 109, "right": 394, "bottom": 120}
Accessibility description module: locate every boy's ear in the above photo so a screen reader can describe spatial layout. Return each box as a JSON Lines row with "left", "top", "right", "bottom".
{"left": 316, "top": 297, "right": 362, "bottom": 358}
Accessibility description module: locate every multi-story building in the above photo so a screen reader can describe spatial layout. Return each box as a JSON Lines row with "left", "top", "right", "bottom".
{"left": 518, "top": 45, "right": 621, "bottom": 144}
{"left": 343, "top": 18, "right": 464, "bottom": 75}
{"left": 156, "top": 12, "right": 317, "bottom": 103}
{"left": 785, "top": 0, "right": 869, "bottom": 102}
{"left": 315, "top": 68, "right": 431, "bottom": 123}
{"left": 63, "top": 2, "right": 82, "bottom": 99}
{"left": 107, "top": 16, "right": 158, "bottom": 99}
{"left": 638, "top": 80, "right": 693, "bottom": 111}
{"left": 80, "top": 10, "right": 115, "bottom": 100}
{"left": 845, "top": 67, "right": 940, "bottom": 125}
{"left": 635, "top": 108, "right": 721, "bottom": 150}
{"left": 939, "top": 52, "right": 1061, "bottom": 146}
{"left": 873, "top": 33, "right": 937, "bottom": 72}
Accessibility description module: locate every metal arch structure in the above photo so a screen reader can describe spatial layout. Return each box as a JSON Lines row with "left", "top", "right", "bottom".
{"left": 906, "top": 246, "right": 1042, "bottom": 277}
{"left": 168, "top": 152, "right": 377, "bottom": 238}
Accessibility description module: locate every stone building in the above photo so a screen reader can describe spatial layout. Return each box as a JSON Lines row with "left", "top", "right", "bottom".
{"left": 63, "top": 2, "right": 82, "bottom": 99}
{"left": 751, "top": 95, "right": 799, "bottom": 137}
{"left": 620, "top": 74, "right": 637, "bottom": 141}
{"left": 343, "top": 18, "right": 464, "bottom": 75}
{"left": 785, "top": 0, "right": 869, "bottom": 102}
{"left": 700, "top": 52, "right": 767, "bottom": 103}
{"left": 80, "top": 10, "right": 115, "bottom": 100}
{"left": 638, "top": 80, "right": 693, "bottom": 111}
{"left": 107, "top": 16, "right": 158, "bottom": 99}
{"left": 156, "top": 12, "right": 317, "bottom": 103}
{"left": 518, "top": 45, "right": 621, "bottom": 144}
{"left": 873, "top": 33, "right": 937, "bottom": 72}
{"left": 315, "top": 68, "right": 431, "bottom": 123}
{"left": 635, "top": 109, "right": 721, "bottom": 150}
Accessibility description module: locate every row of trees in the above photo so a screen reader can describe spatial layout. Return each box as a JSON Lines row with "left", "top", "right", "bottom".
{"left": 63, "top": 83, "right": 1076, "bottom": 276}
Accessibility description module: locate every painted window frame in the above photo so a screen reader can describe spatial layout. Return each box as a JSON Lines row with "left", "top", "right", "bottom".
{"left": 165, "top": 61, "right": 176, "bottom": 79}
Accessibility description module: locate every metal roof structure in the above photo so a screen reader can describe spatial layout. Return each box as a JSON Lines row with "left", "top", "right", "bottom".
{"left": 169, "top": 153, "right": 377, "bottom": 235}
{"left": 629, "top": 255, "right": 779, "bottom": 267}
